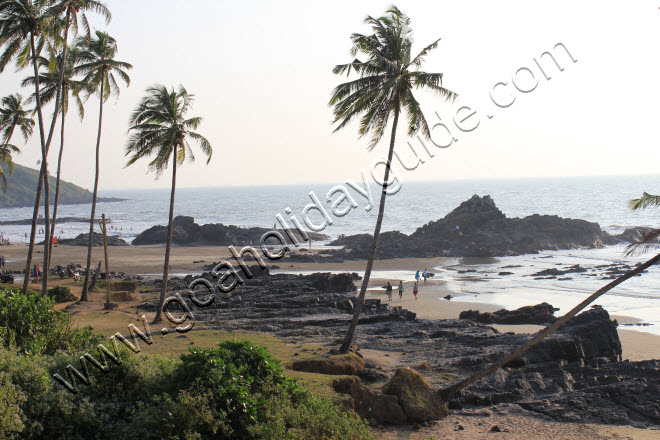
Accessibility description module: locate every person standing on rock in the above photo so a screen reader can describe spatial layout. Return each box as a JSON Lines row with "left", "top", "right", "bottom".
{"left": 386, "top": 281, "right": 393, "bottom": 301}
{"left": 398, "top": 280, "right": 403, "bottom": 299}
{"left": 413, "top": 281, "right": 419, "bottom": 300}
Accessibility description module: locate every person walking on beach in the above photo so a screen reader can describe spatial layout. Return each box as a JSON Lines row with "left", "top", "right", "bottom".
{"left": 415, "top": 270, "right": 420, "bottom": 283}
{"left": 413, "top": 281, "right": 419, "bottom": 300}
{"left": 0, "top": 255, "right": 5, "bottom": 270}
{"left": 398, "top": 280, "right": 403, "bottom": 299}
{"left": 422, "top": 268, "right": 428, "bottom": 284}
{"left": 386, "top": 281, "right": 393, "bottom": 301}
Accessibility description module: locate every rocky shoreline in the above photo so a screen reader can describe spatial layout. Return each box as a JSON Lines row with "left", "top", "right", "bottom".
{"left": 328, "top": 195, "right": 651, "bottom": 258}
{"left": 136, "top": 269, "right": 660, "bottom": 428}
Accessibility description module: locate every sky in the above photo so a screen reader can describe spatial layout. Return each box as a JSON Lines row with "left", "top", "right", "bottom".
{"left": 1, "top": 0, "right": 659, "bottom": 191}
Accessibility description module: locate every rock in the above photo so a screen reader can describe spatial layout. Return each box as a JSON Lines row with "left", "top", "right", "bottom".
{"left": 327, "top": 195, "right": 645, "bottom": 258}
{"left": 291, "top": 353, "right": 365, "bottom": 375}
{"left": 133, "top": 215, "right": 329, "bottom": 245}
{"left": 49, "top": 233, "right": 129, "bottom": 247}
{"left": 332, "top": 376, "right": 406, "bottom": 425}
{"left": 382, "top": 368, "right": 449, "bottom": 423}
{"left": 459, "top": 303, "right": 558, "bottom": 325}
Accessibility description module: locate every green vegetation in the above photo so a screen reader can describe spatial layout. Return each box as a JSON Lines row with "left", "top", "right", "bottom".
{"left": 0, "top": 288, "right": 374, "bottom": 439}
{"left": 0, "top": 162, "right": 101, "bottom": 208}
{"left": 46, "top": 285, "right": 77, "bottom": 303}
{"left": 0, "top": 288, "right": 99, "bottom": 355}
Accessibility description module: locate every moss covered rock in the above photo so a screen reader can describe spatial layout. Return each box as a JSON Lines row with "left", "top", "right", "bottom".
{"left": 291, "top": 353, "right": 365, "bottom": 375}
{"left": 382, "top": 367, "right": 448, "bottom": 423}
{"left": 332, "top": 376, "right": 406, "bottom": 426}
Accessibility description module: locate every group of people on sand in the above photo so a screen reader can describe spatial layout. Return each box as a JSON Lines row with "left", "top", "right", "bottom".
{"left": 384, "top": 268, "right": 430, "bottom": 302}
{"left": 0, "top": 233, "right": 10, "bottom": 246}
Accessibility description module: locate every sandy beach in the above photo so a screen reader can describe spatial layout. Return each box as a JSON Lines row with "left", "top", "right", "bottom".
{"left": 2, "top": 242, "right": 659, "bottom": 362}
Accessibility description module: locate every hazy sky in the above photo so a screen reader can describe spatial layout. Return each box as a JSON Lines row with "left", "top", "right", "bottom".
{"left": 1, "top": 0, "right": 658, "bottom": 191}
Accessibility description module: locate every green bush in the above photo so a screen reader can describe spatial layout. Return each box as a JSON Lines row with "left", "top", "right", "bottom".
{"left": 0, "top": 288, "right": 100, "bottom": 355}
{"left": 47, "top": 285, "right": 77, "bottom": 303}
{"left": 0, "top": 292, "right": 373, "bottom": 440}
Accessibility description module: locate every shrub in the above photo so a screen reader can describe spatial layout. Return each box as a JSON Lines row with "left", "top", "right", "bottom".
{"left": 0, "top": 288, "right": 100, "bottom": 355}
{"left": 47, "top": 285, "right": 77, "bottom": 303}
{"left": 1, "top": 332, "right": 374, "bottom": 439}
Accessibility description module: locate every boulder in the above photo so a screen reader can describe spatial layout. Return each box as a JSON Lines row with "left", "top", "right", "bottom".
{"left": 133, "top": 216, "right": 329, "bottom": 245}
{"left": 332, "top": 376, "right": 406, "bottom": 425}
{"left": 290, "top": 353, "right": 365, "bottom": 375}
{"left": 459, "top": 302, "right": 558, "bottom": 325}
{"left": 382, "top": 367, "right": 448, "bottom": 423}
{"left": 54, "top": 233, "right": 129, "bottom": 247}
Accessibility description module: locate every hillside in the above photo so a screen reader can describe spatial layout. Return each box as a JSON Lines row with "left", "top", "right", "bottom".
{"left": 0, "top": 162, "right": 122, "bottom": 208}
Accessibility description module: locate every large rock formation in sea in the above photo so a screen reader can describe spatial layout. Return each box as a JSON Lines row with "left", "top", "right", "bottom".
{"left": 329, "top": 195, "right": 638, "bottom": 258}
{"left": 132, "top": 215, "right": 329, "bottom": 246}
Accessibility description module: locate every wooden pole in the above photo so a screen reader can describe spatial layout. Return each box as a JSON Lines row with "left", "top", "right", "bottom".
{"left": 100, "top": 214, "right": 111, "bottom": 307}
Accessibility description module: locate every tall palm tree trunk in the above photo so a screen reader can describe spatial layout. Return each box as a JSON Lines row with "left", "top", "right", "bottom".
{"left": 48, "top": 106, "right": 66, "bottom": 268}
{"left": 22, "top": 34, "right": 49, "bottom": 294}
{"left": 340, "top": 104, "right": 401, "bottom": 354}
{"left": 438, "top": 251, "right": 660, "bottom": 400}
{"left": 23, "top": 23, "right": 71, "bottom": 294}
{"left": 81, "top": 81, "right": 104, "bottom": 301}
{"left": 153, "top": 148, "right": 178, "bottom": 324}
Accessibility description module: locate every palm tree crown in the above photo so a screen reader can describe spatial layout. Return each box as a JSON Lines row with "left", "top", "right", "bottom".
{"left": 47, "top": 0, "right": 110, "bottom": 37}
{"left": 23, "top": 48, "right": 84, "bottom": 118}
{"left": 329, "top": 5, "right": 457, "bottom": 149}
{"left": 125, "top": 84, "right": 212, "bottom": 172}
{"left": 75, "top": 30, "right": 131, "bottom": 100}
{"left": 0, "top": 93, "right": 33, "bottom": 190}
{"left": 0, "top": 92, "right": 33, "bottom": 144}
{"left": 0, "top": 0, "right": 58, "bottom": 72}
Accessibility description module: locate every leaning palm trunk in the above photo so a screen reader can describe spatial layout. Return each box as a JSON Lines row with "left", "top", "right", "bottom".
{"left": 340, "top": 105, "right": 400, "bottom": 353}
{"left": 80, "top": 80, "right": 104, "bottom": 301}
{"left": 438, "top": 251, "right": 660, "bottom": 400}
{"left": 153, "top": 149, "right": 178, "bottom": 324}
{"left": 48, "top": 106, "right": 66, "bottom": 267}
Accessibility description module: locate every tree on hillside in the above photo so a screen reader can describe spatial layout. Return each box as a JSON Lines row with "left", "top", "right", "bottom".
{"left": 125, "top": 84, "right": 212, "bottom": 324}
{"left": 329, "top": 5, "right": 457, "bottom": 353}
{"left": 0, "top": 93, "right": 33, "bottom": 191}
{"left": 76, "top": 30, "right": 131, "bottom": 302}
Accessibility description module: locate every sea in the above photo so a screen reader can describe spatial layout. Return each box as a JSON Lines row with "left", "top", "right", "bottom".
{"left": 2, "top": 175, "right": 660, "bottom": 335}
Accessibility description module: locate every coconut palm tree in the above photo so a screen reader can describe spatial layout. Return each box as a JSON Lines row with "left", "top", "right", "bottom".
{"left": 23, "top": 48, "right": 85, "bottom": 266}
{"left": 0, "top": 0, "right": 63, "bottom": 294}
{"left": 76, "top": 30, "right": 131, "bottom": 301}
{"left": 330, "top": 5, "right": 457, "bottom": 353}
{"left": 625, "top": 192, "right": 660, "bottom": 256}
{"left": 125, "top": 84, "right": 212, "bottom": 324}
{"left": 0, "top": 93, "right": 34, "bottom": 191}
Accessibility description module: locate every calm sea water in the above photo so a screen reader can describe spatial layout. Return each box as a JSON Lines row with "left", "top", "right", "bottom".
{"left": 2, "top": 175, "right": 660, "bottom": 334}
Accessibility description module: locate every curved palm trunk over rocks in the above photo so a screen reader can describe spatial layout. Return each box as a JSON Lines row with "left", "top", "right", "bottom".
{"left": 340, "top": 104, "right": 400, "bottom": 354}
{"left": 438, "top": 251, "right": 660, "bottom": 400}
{"left": 48, "top": 109, "right": 66, "bottom": 267}
{"left": 153, "top": 150, "right": 178, "bottom": 324}
{"left": 23, "top": 23, "right": 71, "bottom": 295}
{"left": 81, "top": 79, "right": 104, "bottom": 301}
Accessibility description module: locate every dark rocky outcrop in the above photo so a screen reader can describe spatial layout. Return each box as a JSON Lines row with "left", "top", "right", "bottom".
{"left": 136, "top": 270, "right": 658, "bottom": 427}
{"left": 49, "top": 233, "right": 129, "bottom": 247}
{"left": 132, "top": 215, "right": 329, "bottom": 246}
{"left": 459, "top": 303, "right": 558, "bottom": 325}
{"left": 329, "top": 195, "right": 633, "bottom": 258}
{"left": 291, "top": 353, "right": 365, "bottom": 375}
